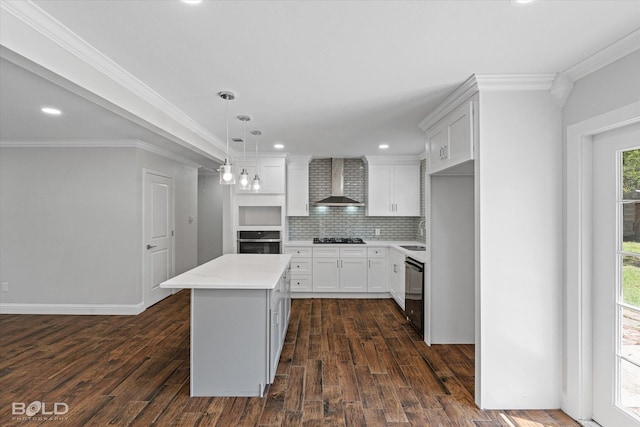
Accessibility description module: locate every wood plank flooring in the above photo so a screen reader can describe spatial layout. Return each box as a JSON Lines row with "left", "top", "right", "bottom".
{"left": 0, "top": 291, "right": 578, "bottom": 426}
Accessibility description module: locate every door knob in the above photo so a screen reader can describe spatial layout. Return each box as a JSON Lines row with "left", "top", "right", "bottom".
{"left": 146, "top": 244, "right": 157, "bottom": 250}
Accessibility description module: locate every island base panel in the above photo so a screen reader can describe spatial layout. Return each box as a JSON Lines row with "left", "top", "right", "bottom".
{"left": 191, "top": 288, "right": 269, "bottom": 397}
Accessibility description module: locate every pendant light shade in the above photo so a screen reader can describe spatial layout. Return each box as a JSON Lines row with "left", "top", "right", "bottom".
{"left": 251, "top": 130, "right": 262, "bottom": 192}
{"left": 237, "top": 115, "right": 251, "bottom": 190}
{"left": 218, "top": 91, "right": 236, "bottom": 185}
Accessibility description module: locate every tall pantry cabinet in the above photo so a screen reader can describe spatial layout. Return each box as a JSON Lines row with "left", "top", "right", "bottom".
{"left": 419, "top": 74, "right": 563, "bottom": 410}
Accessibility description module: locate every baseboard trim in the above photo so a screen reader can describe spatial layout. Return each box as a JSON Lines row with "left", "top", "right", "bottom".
{"left": 578, "top": 421, "right": 601, "bottom": 427}
{"left": 0, "top": 302, "right": 145, "bottom": 315}
{"left": 291, "top": 292, "right": 391, "bottom": 299}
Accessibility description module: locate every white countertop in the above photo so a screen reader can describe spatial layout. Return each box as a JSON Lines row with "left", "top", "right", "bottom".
{"left": 160, "top": 254, "right": 292, "bottom": 290}
{"left": 284, "top": 240, "right": 427, "bottom": 263}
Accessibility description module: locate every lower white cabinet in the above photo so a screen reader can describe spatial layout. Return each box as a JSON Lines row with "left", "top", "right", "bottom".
{"left": 340, "top": 258, "right": 368, "bottom": 292}
{"left": 367, "top": 247, "right": 388, "bottom": 292}
{"left": 285, "top": 246, "right": 313, "bottom": 292}
{"left": 312, "top": 257, "right": 340, "bottom": 292}
{"left": 284, "top": 244, "right": 396, "bottom": 295}
{"left": 312, "top": 247, "right": 368, "bottom": 292}
{"left": 389, "top": 248, "right": 405, "bottom": 310}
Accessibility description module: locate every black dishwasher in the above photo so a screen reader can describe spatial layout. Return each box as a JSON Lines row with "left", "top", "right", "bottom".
{"left": 405, "top": 258, "right": 424, "bottom": 336}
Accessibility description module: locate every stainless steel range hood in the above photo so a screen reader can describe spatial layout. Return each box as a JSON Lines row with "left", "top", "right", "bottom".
{"left": 314, "top": 158, "right": 365, "bottom": 207}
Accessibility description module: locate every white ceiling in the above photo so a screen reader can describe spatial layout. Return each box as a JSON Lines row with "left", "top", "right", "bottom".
{"left": 2, "top": 0, "right": 640, "bottom": 161}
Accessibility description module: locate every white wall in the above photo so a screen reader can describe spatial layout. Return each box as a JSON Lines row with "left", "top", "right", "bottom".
{"left": 197, "top": 172, "right": 223, "bottom": 264}
{"left": 0, "top": 147, "right": 139, "bottom": 306}
{"left": 477, "top": 90, "right": 563, "bottom": 409}
{"left": 564, "top": 49, "right": 640, "bottom": 127}
{"left": 0, "top": 145, "right": 198, "bottom": 313}
{"left": 562, "top": 49, "right": 640, "bottom": 420}
{"left": 430, "top": 174, "right": 475, "bottom": 344}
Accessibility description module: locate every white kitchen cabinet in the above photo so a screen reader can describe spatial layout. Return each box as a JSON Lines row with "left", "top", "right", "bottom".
{"left": 235, "top": 157, "right": 286, "bottom": 194}
{"left": 287, "top": 157, "right": 310, "bottom": 216}
{"left": 312, "top": 257, "right": 340, "bottom": 292}
{"left": 367, "top": 247, "right": 388, "bottom": 292}
{"left": 269, "top": 269, "right": 290, "bottom": 382}
{"left": 312, "top": 246, "right": 367, "bottom": 292}
{"left": 426, "top": 100, "right": 473, "bottom": 174}
{"left": 389, "top": 248, "right": 405, "bottom": 310}
{"left": 340, "top": 258, "right": 368, "bottom": 292}
{"left": 284, "top": 246, "right": 313, "bottom": 292}
{"left": 365, "top": 159, "right": 420, "bottom": 216}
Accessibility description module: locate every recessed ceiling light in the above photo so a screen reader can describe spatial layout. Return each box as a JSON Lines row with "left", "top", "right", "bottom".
{"left": 274, "top": 144, "right": 284, "bottom": 149}
{"left": 181, "top": 0, "right": 202, "bottom": 4}
{"left": 379, "top": 144, "right": 389, "bottom": 149}
{"left": 41, "top": 107, "right": 62, "bottom": 116}
{"left": 511, "top": 0, "right": 535, "bottom": 4}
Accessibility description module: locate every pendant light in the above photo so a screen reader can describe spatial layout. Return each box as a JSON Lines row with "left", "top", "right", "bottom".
{"left": 237, "top": 115, "right": 251, "bottom": 190}
{"left": 250, "top": 130, "right": 262, "bottom": 192}
{"left": 218, "top": 91, "right": 236, "bottom": 185}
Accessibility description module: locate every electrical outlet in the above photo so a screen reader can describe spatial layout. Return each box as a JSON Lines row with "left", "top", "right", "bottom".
{"left": 420, "top": 228, "right": 424, "bottom": 236}
{"left": 1, "top": 282, "right": 8, "bottom": 292}
{"left": 375, "top": 229, "right": 380, "bottom": 236}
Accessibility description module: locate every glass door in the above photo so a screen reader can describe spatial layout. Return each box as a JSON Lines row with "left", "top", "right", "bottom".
{"left": 618, "top": 149, "right": 640, "bottom": 420}
{"left": 593, "top": 123, "right": 640, "bottom": 427}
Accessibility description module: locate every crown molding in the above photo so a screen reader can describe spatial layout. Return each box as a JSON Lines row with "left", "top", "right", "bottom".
{"left": 287, "top": 155, "right": 313, "bottom": 165}
{"left": 136, "top": 141, "right": 202, "bottom": 168}
{"left": 418, "top": 74, "right": 555, "bottom": 131}
{"left": 363, "top": 155, "right": 421, "bottom": 165}
{"left": 564, "top": 28, "right": 640, "bottom": 82}
{"left": 473, "top": 74, "right": 556, "bottom": 91}
{"left": 0, "top": 139, "right": 202, "bottom": 168}
{"left": 0, "top": 0, "right": 226, "bottom": 161}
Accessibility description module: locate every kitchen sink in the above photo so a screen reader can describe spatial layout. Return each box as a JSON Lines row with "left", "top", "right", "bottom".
{"left": 400, "top": 245, "right": 426, "bottom": 251}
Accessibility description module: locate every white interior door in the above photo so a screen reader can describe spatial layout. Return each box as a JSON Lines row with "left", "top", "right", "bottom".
{"left": 593, "top": 123, "right": 640, "bottom": 427}
{"left": 144, "top": 171, "right": 174, "bottom": 308}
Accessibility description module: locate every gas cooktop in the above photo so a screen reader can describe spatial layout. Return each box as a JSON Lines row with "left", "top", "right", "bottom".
{"left": 313, "top": 237, "right": 365, "bottom": 244}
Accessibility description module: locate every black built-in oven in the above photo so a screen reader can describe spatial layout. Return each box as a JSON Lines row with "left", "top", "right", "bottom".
{"left": 237, "top": 231, "right": 282, "bottom": 254}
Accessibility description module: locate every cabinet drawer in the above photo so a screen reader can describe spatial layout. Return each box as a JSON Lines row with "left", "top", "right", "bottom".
{"left": 290, "top": 258, "right": 312, "bottom": 274}
{"left": 313, "top": 247, "right": 340, "bottom": 257}
{"left": 367, "top": 247, "right": 387, "bottom": 258}
{"left": 339, "top": 247, "right": 367, "bottom": 258}
{"left": 284, "top": 246, "right": 312, "bottom": 257}
{"left": 290, "top": 275, "right": 312, "bottom": 292}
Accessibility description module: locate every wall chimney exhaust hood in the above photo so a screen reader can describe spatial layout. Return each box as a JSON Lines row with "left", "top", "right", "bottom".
{"left": 314, "top": 158, "right": 365, "bottom": 207}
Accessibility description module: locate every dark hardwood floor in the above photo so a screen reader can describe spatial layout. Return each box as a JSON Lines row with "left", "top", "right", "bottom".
{"left": 0, "top": 291, "right": 578, "bottom": 426}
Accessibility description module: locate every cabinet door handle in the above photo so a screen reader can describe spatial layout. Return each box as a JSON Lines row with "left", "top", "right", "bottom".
{"left": 305, "top": 203, "right": 308, "bottom": 212}
{"left": 369, "top": 260, "right": 371, "bottom": 268}
{"left": 341, "top": 260, "right": 344, "bottom": 268}
{"left": 337, "top": 260, "right": 339, "bottom": 268}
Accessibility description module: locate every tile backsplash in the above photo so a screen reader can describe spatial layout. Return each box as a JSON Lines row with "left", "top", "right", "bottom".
{"left": 287, "top": 158, "right": 426, "bottom": 242}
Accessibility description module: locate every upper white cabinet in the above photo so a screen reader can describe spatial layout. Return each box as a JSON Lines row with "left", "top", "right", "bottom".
{"left": 425, "top": 100, "right": 473, "bottom": 174}
{"left": 364, "top": 156, "right": 420, "bottom": 217}
{"left": 235, "top": 157, "right": 285, "bottom": 194}
{"left": 286, "top": 156, "right": 311, "bottom": 216}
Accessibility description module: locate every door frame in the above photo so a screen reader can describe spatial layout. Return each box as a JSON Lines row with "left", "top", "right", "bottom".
{"left": 142, "top": 168, "right": 175, "bottom": 308}
{"left": 564, "top": 101, "right": 640, "bottom": 421}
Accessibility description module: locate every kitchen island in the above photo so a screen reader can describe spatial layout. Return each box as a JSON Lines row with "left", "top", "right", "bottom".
{"left": 160, "top": 254, "right": 291, "bottom": 397}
